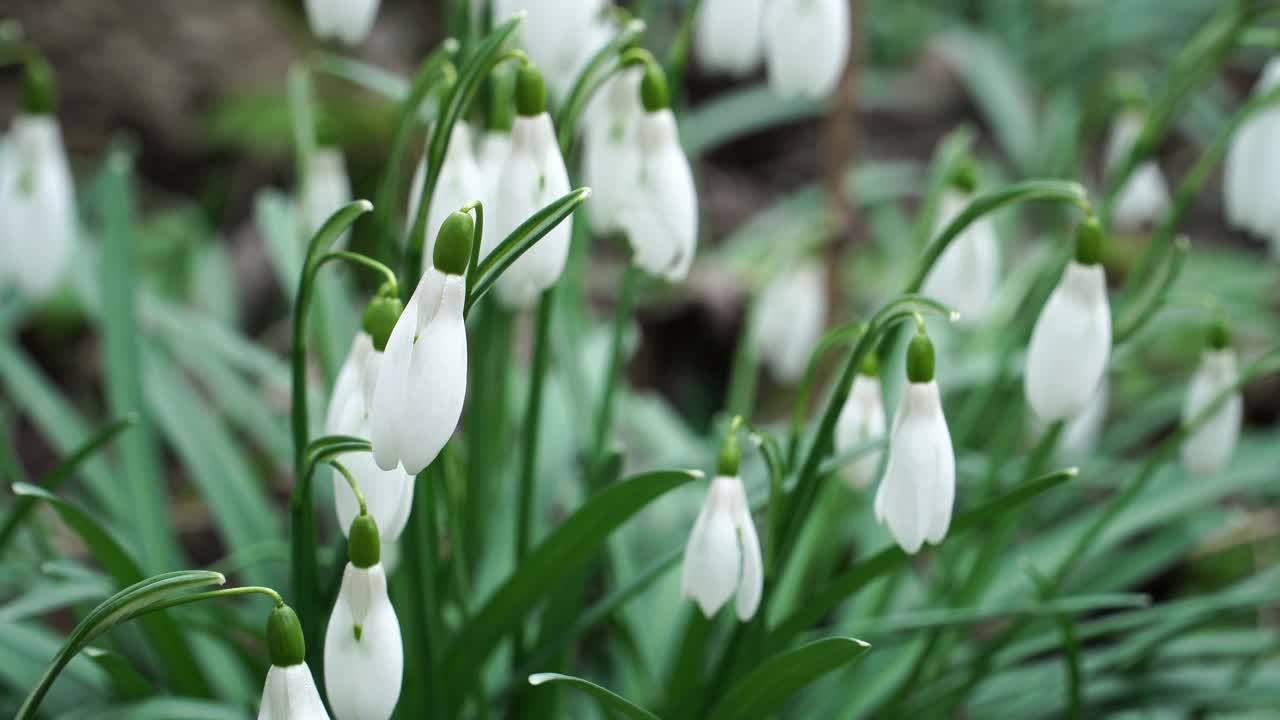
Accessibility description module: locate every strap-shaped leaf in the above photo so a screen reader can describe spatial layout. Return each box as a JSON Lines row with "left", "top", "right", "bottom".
{"left": 707, "top": 637, "right": 870, "bottom": 720}
{"left": 528, "top": 673, "right": 661, "bottom": 720}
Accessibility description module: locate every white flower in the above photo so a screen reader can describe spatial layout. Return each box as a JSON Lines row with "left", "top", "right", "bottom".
{"left": 494, "top": 0, "right": 612, "bottom": 100}
{"left": 696, "top": 0, "right": 765, "bottom": 77}
{"left": 257, "top": 663, "right": 329, "bottom": 720}
{"left": 301, "top": 147, "right": 353, "bottom": 246}
{"left": 475, "top": 128, "right": 512, "bottom": 211}
{"left": 370, "top": 266, "right": 467, "bottom": 475}
{"left": 324, "top": 563, "right": 403, "bottom": 720}
{"left": 922, "top": 189, "right": 999, "bottom": 323}
{"left": 1181, "top": 348, "right": 1242, "bottom": 474}
{"left": 762, "top": 0, "right": 850, "bottom": 98}
{"left": 327, "top": 333, "right": 415, "bottom": 543}
{"left": 583, "top": 66, "right": 643, "bottom": 233}
{"left": 303, "top": 0, "right": 380, "bottom": 45}
{"left": 835, "top": 374, "right": 886, "bottom": 488}
{"left": 616, "top": 107, "right": 698, "bottom": 281}
{"left": 753, "top": 261, "right": 827, "bottom": 384}
{"left": 681, "top": 475, "right": 763, "bottom": 621}
{"left": 1224, "top": 57, "right": 1280, "bottom": 255}
{"left": 1105, "top": 109, "right": 1170, "bottom": 231}
{"left": 0, "top": 113, "right": 76, "bottom": 298}
{"left": 1024, "top": 260, "right": 1111, "bottom": 422}
{"left": 485, "top": 111, "right": 571, "bottom": 308}
{"left": 1057, "top": 376, "right": 1108, "bottom": 458}
{"left": 875, "top": 380, "right": 954, "bottom": 554}
{"left": 407, "top": 123, "right": 485, "bottom": 272}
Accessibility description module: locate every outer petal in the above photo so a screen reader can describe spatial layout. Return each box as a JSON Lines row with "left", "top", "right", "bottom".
{"left": 324, "top": 564, "right": 403, "bottom": 720}
{"left": 695, "top": 0, "right": 765, "bottom": 76}
{"left": 1112, "top": 163, "right": 1170, "bottom": 232}
{"left": 620, "top": 110, "right": 698, "bottom": 282}
{"left": 369, "top": 287, "right": 418, "bottom": 471}
{"left": 877, "top": 381, "right": 952, "bottom": 554}
{"left": 835, "top": 375, "right": 887, "bottom": 488}
{"left": 584, "top": 67, "right": 642, "bottom": 232}
{"left": 1024, "top": 261, "right": 1112, "bottom": 421}
{"left": 494, "top": 114, "right": 572, "bottom": 307}
{"left": 258, "top": 663, "right": 329, "bottom": 720}
{"left": 922, "top": 191, "right": 1000, "bottom": 322}
{"left": 1181, "top": 349, "right": 1242, "bottom": 474}
{"left": 681, "top": 476, "right": 741, "bottom": 618}
{"left": 764, "top": 0, "right": 850, "bottom": 98}
{"left": 730, "top": 479, "right": 764, "bottom": 621}
{"left": 0, "top": 114, "right": 76, "bottom": 298}
{"left": 326, "top": 333, "right": 372, "bottom": 436}
{"left": 397, "top": 275, "right": 467, "bottom": 475}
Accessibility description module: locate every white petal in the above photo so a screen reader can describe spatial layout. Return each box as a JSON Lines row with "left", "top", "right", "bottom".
{"left": 333, "top": 433, "right": 415, "bottom": 544}
{"left": 324, "top": 564, "right": 402, "bottom": 720}
{"left": 1181, "top": 349, "right": 1242, "bottom": 474}
{"left": 1111, "top": 163, "right": 1170, "bottom": 231}
{"left": 877, "top": 381, "right": 953, "bottom": 554}
{"left": 835, "top": 375, "right": 887, "bottom": 488}
{"left": 420, "top": 124, "right": 484, "bottom": 274}
{"left": 763, "top": 0, "right": 850, "bottom": 98}
{"left": 476, "top": 130, "right": 512, "bottom": 210}
{"left": 1024, "top": 261, "right": 1112, "bottom": 422}
{"left": 619, "top": 110, "right": 698, "bottom": 282}
{"left": 696, "top": 0, "right": 765, "bottom": 76}
{"left": 397, "top": 275, "right": 467, "bottom": 475}
{"left": 730, "top": 480, "right": 764, "bottom": 621}
{"left": 922, "top": 190, "right": 1000, "bottom": 322}
{"left": 681, "top": 476, "right": 742, "bottom": 618}
{"left": 258, "top": 663, "right": 329, "bottom": 720}
{"left": 369, "top": 289, "right": 419, "bottom": 471}
{"left": 0, "top": 114, "right": 76, "bottom": 299}
{"left": 1057, "top": 376, "right": 1109, "bottom": 456}
{"left": 583, "top": 67, "right": 643, "bottom": 233}
{"left": 753, "top": 261, "right": 827, "bottom": 383}
{"left": 326, "top": 333, "right": 373, "bottom": 436}
{"left": 304, "top": 0, "right": 381, "bottom": 45}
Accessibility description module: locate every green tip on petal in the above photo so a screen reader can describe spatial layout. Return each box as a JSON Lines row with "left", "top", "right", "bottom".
{"left": 353, "top": 624, "right": 363, "bottom": 642}
{"left": 348, "top": 514, "right": 381, "bottom": 569}
{"left": 1208, "top": 318, "right": 1231, "bottom": 350}
{"left": 1074, "top": 217, "right": 1104, "bottom": 265}
{"left": 434, "top": 210, "right": 475, "bottom": 275}
{"left": 859, "top": 349, "right": 880, "bottom": 377}
{"left": 22, "top": 56, "right": 56, "bottom": 115}
{"left": 266, "top": 604, "right": 306, "bottom": 667}
{"left": 640, "top": 63, "right": 670, "bottom": 113}
{"left": 906, "top": 331, "right": 935, "bottom": 384}
{"left": 362, "top": 288, "right": 404, "bottom": 352}
{"left": 717, "top": 426, "right": 740, "bottom": 477}
{"left": 515, "top": 64, "right": 546, "bottom": 117}
{"left": 947, "top": 157, "right": 979, "bottom": 194}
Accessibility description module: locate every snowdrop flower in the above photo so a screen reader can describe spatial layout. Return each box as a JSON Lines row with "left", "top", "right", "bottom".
{"left": 304, "top": 0, "right": 380, "bottom": 46}
{"left": 0, "top": 59, "right": 76, "bottom": 299}
{"left": 696, "top": 0, "right": 765, "bottom": 77}
{"left": 682, "top": 428, "right": 762, "bottom": 621}
{"left": 484, "top": 65, "right": 572, "bottom": 308}
{"left": 763, "top": 0, "right": 850, "bottom": 98}
{"left": 834, "top": 353, "right": 886, "bottom": 488}
{"left": 258, "top": 604, "right": 328, "bottom": 720}
{"left": 370, "top": 211, "right": 472, "bottom": 475}
{"left": 583, "top": 65, "right": 643, "bottom": 233}
{"left": 1056, "top": 376, "right": 1108, "bottom": 459}
{"left": 301, "top": 146, "right": 353, "bottom": 246}
{"left": 875, "top": 329, "right": 955, "bottom": 554}
{"left": 1024, "top": 219, "right": 1111, "bottom": 422}
{"left": 407, "top": 123, "right": 485, "bottom": 274}
{"left": 921, "top": 165, "right": 999, "bottom": 323}
{"left": 325, "top": 515, "right": 403, "bottom": 720}
{"left": 615, "top": 64, "right": 698, "bottom": 281}
{"left": 327, "top": 296, "right": 415, "bottom": 544}
{"left": 1181, "top": 322, "right": 1242, "bottom": 474}
{"left": 494, "top": 0, "right": 612, "bottom": 100}
{"left": 1223, "top": 57, "right": 1280, "bottom": 254}
{"left": 1105, "top": 108, "right": 1170, "bottom": 231}
{"left": 753, "top": 259, "right": 827, "bottom": 384}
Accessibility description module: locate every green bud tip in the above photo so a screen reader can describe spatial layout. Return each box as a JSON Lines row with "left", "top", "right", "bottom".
{"left": 640, "top": 63, "right": 670, "bottom": 113}
{"left": 947, "top": 158, "right": 979, "bottom": 194}
{"left": 1074, "top": 217, "right": 1104, "bottom": 265}
{"left": 717, "top": 425, "right": 740, "bottom": 477}
{"left": 906, "top": 331, "right": 935, "bottom": 384}
{"left": 486, "top": 66, "right": 516, "bottom": 132}
{"left": 362, "top": 289, "right": 404, "bottom": 353}
{"left": 859, "top": 349, "right": 880, "bottom": 377}
{"left": 515, "top": 64, "right": 546, "bottom": 117}
{"left": 434, "top": 210, "right": 475, "bottom": 276}
{"left": 22, "top": 56, "right": 56, "bottom": 115}
{"left": 348, "top": 514, "right": 381, "bottom": 568}
{"left": 266, "top": 604, "right": 306, "bottom": 667}
{"left": 1208, "top": 318, "right": 1230, "bottom": 350}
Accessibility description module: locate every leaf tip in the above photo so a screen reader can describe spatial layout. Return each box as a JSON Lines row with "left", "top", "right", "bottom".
{"left": 528, "top": 673, "right": 555, "bottom": 686}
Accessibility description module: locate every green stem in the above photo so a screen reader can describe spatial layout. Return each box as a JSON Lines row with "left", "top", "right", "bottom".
{"left": 663, "top": 0, "right": 702, "bottom": 109}
{"left": 725, "top": 298, "right": 762, "bottom": 419}
{"left": 555, "top": 19, "right": 648, "bottom": 156}
{"left": 133, "top": 585, "right": 285, "bottom": 616}
{"left": 590, "top": 260, "right": 639, "bottom": 480}
{"left": 327, "top": 460, "right": 367, "bottom": 516}
{"left": 315, "top": 251, "right": 399, "bottom": 293}
{"left": 462, "top": 200, "right": 485, "bottom": 296}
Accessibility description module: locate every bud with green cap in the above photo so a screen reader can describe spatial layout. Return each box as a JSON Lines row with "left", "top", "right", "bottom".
{"left": 266, "top": 604, "right": 306, "bottom": 667}
{"left": 515, "top": 63, "right": 546, "bottom": 118}
{"left": 1074, "top": 216, "right": 1104, "bottom": 266}
{"left": 906, "top": 328, "right": 935, "bottom": 384}
{"left": 640, "top": 62, "right": 670, "bottom": 113}
{"left": 433, "top": 210, "right": 474, "bottom": 276}
{"left": 362, "top": 284, "right": 404, "bottom": 352}
{"left": 347, "top": 513, "right": 382, "bottom": 569}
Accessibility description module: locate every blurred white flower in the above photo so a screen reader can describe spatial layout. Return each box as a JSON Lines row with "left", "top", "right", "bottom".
{"left": 835, "top": 373, "right": 886, "bottom": 488}
{"left": 475, "top": 128, "right": 512, "bottom": 211}
{"left": 1224, "top": 57, "right": 1280, "bottom": 255}
{"left": 753, "top": 261, "right": 827, "bottom": 384}
{"left": 1181, "top": 348, "right": 1242, "bottom": 474}
{"left": 303, "top": 0, "right": 381, "bottom": 46}
{"left": 1105, "top": 109, "right": 1170, "bottom": 231}
{"left": 922, "top": 189, "right": 999, "bottom": 323}
{"left": 875, "top": 377, "right": 954, "bottom": 554}
{"left": 762, "top": 0, "right": 850, "bottom": 98}
{"left": 1024, "top": 260, "right": 1111, "bottom": 422}
{"left": 301, "top": 146, "right": 353, "bottom": 247}
{"left": 1057, "top": 376, "right": 1108, "bottom": 458}
{"left": 583, "top": 66, "right": 643, "bottom": 233}
{"left": 493, "top": 0, "right": 612, "bottom": 100}
{"left": 324, "top": 562, "right": 403, "bottom": 720}
{"left": 695, "top": 0, "right": 765, "bottom": 77}
{"left": 0, "top": 113, "right": 75, "bottom": 299}
{"left": 616, "top": 105, "right": 699, "bottom": 281}
{"left": 407, "top": 123, "right": 485, "bottom": 272}
{"left": 681, "top": 474, "right": 763, "bottom": 621}
{"left": 257, "top": 663, "right": 328, "bottom": 720}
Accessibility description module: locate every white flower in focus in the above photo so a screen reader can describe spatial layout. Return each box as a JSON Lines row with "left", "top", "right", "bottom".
{"left": 494, "top": 0, "right": 612, "bottom": 100}
{"left": 1024, "top": 251, "right": 1111, "bottom": 422}
{"left": 922, "top": 188, "right": 999, "bottom": 323}
{"left": 301, "top": 147, "right": 353, "bottom": 246}
{"left": 370, "top": 213, "right": 472, "bottom": 475}
{"left": 1224, "top": 57, "right": 1280, "bottom": 255}
{"left": 303, "top": 0, "right": 381, "bottom": 46}
{"left": 1181, "top": 346, "right": 1242, "bottom": 475}
{"left": 762, "top": 0, "right": 850, "bottom": 98}
{"left": 681, "top": 474, "right": 763, "bottom": 621}
{"left": 0, "top": 113, "right": 76, "bottom": 298}
{"left": 324, "top": 562, "right": 403, "bottom": 720}
{"left": 257, "top": 663, "right": 329, "bottom": 720}
{"left": 407, "top": 123, "right": 485, "bottom": 272}
{"left": 583, "top": 66, "right": 643, "bottom": 233}
{"left": 753, "top": 261, "right": 827, "bottom": 384}
{"left": 1105, "top": 109, "right": 1170, "bottom": 231}
{"left": 835, "top": 372, "right": 886, "bottom": 488}
{"left": 696, "top": 0, "right": 765, "bottom": 77}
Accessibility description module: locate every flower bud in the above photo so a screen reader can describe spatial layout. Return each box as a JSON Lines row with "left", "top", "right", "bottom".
{"left": 516, "top": 64, "right": 546, "bottom": 118}
{"left": 433, "top": 210, "right": 474, "bottom": 277}
{"left": 348, "top": 513, "right": 381, "bottom": 569}
{"left": 266, "top": 604, "right": 306, "bottom": 668}
{"left": 682, "top": 474, "right": 763, "bottom": 621}
{"left": 362, "top": 287, "right": 404, "bottom": 353}
{"left": 875, "top": 376, "right": 954, "bottom": 554}
{"left": 906, "top": 330, "right": 935, "bottom": 384}
{"left": 1075, "top": 217, "right": 1104, "bottom": 266}
{"left": 640, "top": 63, "right": 670, "bottom": 113}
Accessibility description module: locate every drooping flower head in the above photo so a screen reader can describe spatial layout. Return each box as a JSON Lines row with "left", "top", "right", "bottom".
{"left": 258, "top": 604, "right": 328, "bottom": 720}
{"left": 1181, "top": 319, "right": 1243, "bottom": 475}
{"left": 1024, "top": 218, "right": 1112, "bottom": 422}
{"left": 370, "top": 211, "right": 473, "bottom": 475}
{"left": 875, "top": 328, "right": 955, "bottom": 554}
{"left": 303, "top": 0, "right": 381, "bottom": 46}
{"left": 696, "top": 0, "right": 765, "bottom": 77}
{"left": 762, "top": 0, "right": 850, "bottom": 98}
{"left": 583, "top": 65, "right": 644, "bottom": 233}
{"left": 753, "top": 259, "right": 827, "bottom": 384}
{"left": 681, "top": 423, "right": 763, "bottom": 621}
{"left": 921, "top": 160, "right": 1000, "bottom": 323}
{"left": 1105, "top": 99, "right": 1170, "bottom": 232}
{"left": 1223, "top": 57, "right": 1280, "bottom": 255}
{"left": 835, "top": 350, "right": 887, "bottom": 489}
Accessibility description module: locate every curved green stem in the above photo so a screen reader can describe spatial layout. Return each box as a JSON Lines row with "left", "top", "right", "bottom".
{"left": 786, "top": 321, "right": 868, "bottom": 468}
{"left": 328, "top": 460, "right": 367, "bottom": 516}
{"left": 315, "top": 250, "right": 399, "bottom": 294}
{"left": 132, "top": 585, "right": 286, "bottom": 616}
{"left": 461, "top": 200, "right": 485, "bottom": 296}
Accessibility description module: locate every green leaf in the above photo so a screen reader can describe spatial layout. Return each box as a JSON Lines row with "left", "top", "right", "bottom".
{"left": 707, "top": 637, "right": 871, "bottom": 720}
{"left": 933, "top": 29, "right": 1038, "bottom": 172}
{"left": 83, "top": 647, "right": 155, "bottom": 700}
{"left": 858, "top": 593, "right": 1149, "bottom": 636}
{"left": 442, "top": 469, "right": 701, "bottom": 711}
{"left": 465, "top": 187, "right": 592, "bottom": 315}
{"left": 312, "top": 52, "right": 411, "bottom": 100}
{"left": 14, "top": 569, "right": 224, "bottom": 720}
{"left": 527, "top": 673, "right": 661, "bottom": 720}
{"left": 680, "top": 85, "right": 825, "bottom": 158}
